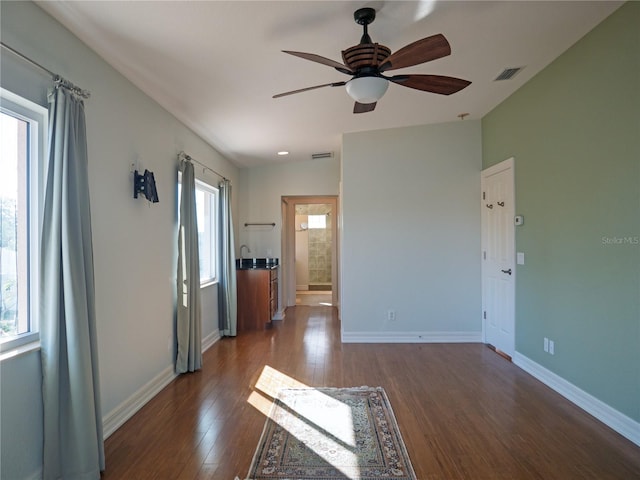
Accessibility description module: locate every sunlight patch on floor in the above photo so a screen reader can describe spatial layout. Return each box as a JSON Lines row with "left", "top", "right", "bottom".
{"left": 254, "top": 365, "right": 308, "bottom": 398}
{"left": 247, "top": 365, "right": 359, "bottom": 479}
{"left": 247, "top": 390, "right": 273, "bottom": 417}
{"left": 276, "top": 388, "right": 356, "bottom": 448}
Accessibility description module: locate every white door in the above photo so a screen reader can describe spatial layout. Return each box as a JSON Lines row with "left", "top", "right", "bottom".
{"left": 481, "top": 158, "right": 515, "bottom": 357}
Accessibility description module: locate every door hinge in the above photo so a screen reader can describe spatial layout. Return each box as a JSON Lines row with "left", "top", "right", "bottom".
{"left": 483, "top": 311, "right": 487, "bottom": 320}
{"left": 482, "top": 191, "right": 486, "bottom": 200}
{"left": 483, "top": 251, "right": 486, "bottom": 260}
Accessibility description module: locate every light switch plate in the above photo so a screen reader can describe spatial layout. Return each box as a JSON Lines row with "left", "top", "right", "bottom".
{"left": 517, "top": 252, "right": 525, "bottom": 265}
{"left": 515, "top": 215, "right": 524, "bottom": 226}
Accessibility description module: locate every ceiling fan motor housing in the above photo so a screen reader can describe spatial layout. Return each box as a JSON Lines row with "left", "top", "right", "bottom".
{"left": 274, "top": 7, "right": 471, "bottom": 114}
{"left": 342, "top": 43, "right": 391, "bottom": 71}
{"left": 343, "top": 8, "right": 391, "bottom": 72}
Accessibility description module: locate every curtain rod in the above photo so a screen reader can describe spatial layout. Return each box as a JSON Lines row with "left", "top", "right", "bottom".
{"left": 178, "top": 152, "right": 229, "bottom": 182}
{"left": 1, "top": 41, "right": 90, "bottom": 99}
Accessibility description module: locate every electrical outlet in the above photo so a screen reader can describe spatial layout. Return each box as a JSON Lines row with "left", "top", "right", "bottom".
{"left": 544, "top": 337, "right": 549, "bottom": 352}
{"left": 387, "top": 310, "right": 396, "bottom": 322}
{"left": 549, "top": 340, "right": 555, "bottom": 355}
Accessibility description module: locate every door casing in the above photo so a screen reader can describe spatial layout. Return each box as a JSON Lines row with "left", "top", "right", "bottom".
{"left": 281, "top": 195, "right": 339, "bottom": 310}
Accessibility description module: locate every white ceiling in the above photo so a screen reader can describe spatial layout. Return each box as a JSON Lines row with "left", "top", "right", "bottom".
{"left": 38, "top": 1, "right": 622, "bottom": 168}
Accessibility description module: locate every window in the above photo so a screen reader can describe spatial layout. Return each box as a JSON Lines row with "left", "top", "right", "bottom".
{"left": 0, "top": 89, "right": 46, "bottom": 353}
{"left": 178, "top": 175, "right": 219, "bottom": 285}
{"left": 308, "top": 214, "right": 327, "bottom": 229}
{"left": 195, "top": 180, "right": 218, "bottom": 284}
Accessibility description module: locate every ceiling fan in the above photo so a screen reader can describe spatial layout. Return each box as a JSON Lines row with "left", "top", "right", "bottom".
{"left": 274, "top": 7, "right": 471, "bottom": 114}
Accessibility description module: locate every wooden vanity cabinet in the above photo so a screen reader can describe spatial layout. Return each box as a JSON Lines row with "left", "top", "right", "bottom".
{"left": 237, "top": 268, "right": 278, "bottom": 331}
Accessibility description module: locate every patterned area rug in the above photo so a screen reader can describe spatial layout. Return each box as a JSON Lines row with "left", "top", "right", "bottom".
{"left": 247, "top": 386, "right": 416, "bottom": 480}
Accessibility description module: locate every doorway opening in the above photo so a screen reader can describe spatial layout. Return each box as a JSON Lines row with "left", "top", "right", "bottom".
{"left": 282, "top": 196, "right": 338, "bottom": 310}
{"left": 295, "top": 204, "right": 332, "bottom": 306}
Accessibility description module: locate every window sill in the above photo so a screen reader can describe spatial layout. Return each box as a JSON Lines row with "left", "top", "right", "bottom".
{"left": 201, "top": 279, "right": 219, "bottom": 289}
{"left": 0, "top": 340, "right": 41, "bottom": 363}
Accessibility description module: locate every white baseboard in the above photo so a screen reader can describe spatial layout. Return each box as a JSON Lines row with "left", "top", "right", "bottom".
{"left": 341, "top": 331, "right": 482, "bottom": 343}
{"left": 102, "top": 365, "right": 177, "bottom": 439}
{"left": 273, "top": 308, "right": 285, "bottom": 321}
{"left": 102, "top": 332, "right": 222, "bottom": 439}
{"left": 513, "top": 352, "right": 640, "bottom": 447}
{"left": 202, "top": 330, "right": 221, "bottom": 352}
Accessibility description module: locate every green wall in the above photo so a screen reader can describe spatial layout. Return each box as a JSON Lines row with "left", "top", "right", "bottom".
{"left": 482, "top": 2, "right": 639, "bottom": 421}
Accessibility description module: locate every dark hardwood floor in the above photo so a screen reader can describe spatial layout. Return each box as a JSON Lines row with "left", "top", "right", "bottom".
{"left": 102, "top": 306, "right": 640, "bottom": 479}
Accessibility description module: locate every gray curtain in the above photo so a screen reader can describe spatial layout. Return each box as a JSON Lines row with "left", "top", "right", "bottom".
{"left": 40, "top": 83, "right": 105, "bottom": 479}
{"left": 218, "top": 179, "right": 237, "bottom": 336}
{"left": 176, "top": 160, "right": 202, "bottom": 373}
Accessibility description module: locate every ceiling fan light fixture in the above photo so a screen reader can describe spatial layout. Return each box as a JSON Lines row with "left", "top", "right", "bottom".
{"left": 274, "top": 9, "right": 469, "bottom": 114}
{"left": 346, "top": 76, "right": 388, "bottom": 104}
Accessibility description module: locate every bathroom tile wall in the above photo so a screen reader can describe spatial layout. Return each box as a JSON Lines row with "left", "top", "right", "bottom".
{"left": 296, "top": 204, "right": 332, "bottom": 286}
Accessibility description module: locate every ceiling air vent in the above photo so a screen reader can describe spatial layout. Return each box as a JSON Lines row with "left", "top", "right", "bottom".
{"left": 311, "top": 152, "right": 334, "bottom": 160}
{"left": 494, "top": 67, "right": 523, "bottom": 81}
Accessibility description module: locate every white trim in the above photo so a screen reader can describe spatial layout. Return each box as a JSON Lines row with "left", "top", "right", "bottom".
{"left": 177, "top": 171, "right": 220, "bottom": 285}
{"left": 102, "top": 365, "right": 177, "bottom": 439}
{"left": 281, "top": 196, "right": 339, "bottom": 309}
{"left": 102, "top": 332, "right": 221, "bottom": 439}
{"left": 0, "top": 332, "right": 39, "bottom": 355}
{"left": 202, "top": 330, "right": 221, "bottom": 352}
{"left": 0, "top": 340, "right": 40, "bottom": 362}
{"left": 514, "top": 352, "right": 640, "bottom": 447}
{"left": 341, "top": 331, "right": 482, "bottom": 343}
{"left": 482, "top": 156, "right": 514, "bottom": 177}
{"left": 1, "top": 88, "right": 47, "bottom": 357}
{"left": 273, "top": 308, "right": 285, "bottom": 321}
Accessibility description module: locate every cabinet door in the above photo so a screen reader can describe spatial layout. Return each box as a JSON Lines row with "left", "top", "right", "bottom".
{"left": 237, "top": 269, "right": 270, "bottom": 330}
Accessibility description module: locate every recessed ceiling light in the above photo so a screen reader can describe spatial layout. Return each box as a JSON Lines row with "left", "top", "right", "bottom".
{"left": 277, "top": 151, "right": 289, "bottom": 156}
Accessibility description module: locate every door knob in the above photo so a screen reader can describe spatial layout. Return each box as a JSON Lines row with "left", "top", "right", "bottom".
{"left": 501, "top": 268, "right": 512, "bottom": 275}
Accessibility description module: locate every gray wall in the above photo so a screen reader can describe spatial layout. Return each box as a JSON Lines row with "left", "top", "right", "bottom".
{"left": 237, "top": 157, "right": 340, "bottom": 258}
{"left": 237, "top": 157, "right": 340, "bottom": 313}
{"left": 0, "top": 2, "right": 238, "bottom": 478}
{"left": 341, "top": 120, "right": 482, "bottom": 340}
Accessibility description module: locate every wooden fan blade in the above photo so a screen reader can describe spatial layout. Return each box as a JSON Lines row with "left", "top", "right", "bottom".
{"left": 389, "top": 74, "right": 471, "bottom": 95}
{"left": 283, "top": 51, "right": 353, "bottom": 75}
{"left": 273, "top": 82, "right": 346, "bottom": 99}
{"left": 353, "top": 102, "right": 376, "bottom": 114}
{"left": 379, "top": 34, "right": 451, "bottom": 72}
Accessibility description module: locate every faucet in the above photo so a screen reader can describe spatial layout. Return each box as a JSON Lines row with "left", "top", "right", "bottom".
{"left": 240, "top": 244, "right": 250, "bottom": 260}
